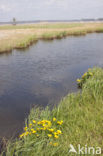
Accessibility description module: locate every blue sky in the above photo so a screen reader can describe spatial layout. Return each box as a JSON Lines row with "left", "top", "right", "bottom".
{"left": 0, "top": 0, "right": 103, "bottom": 22}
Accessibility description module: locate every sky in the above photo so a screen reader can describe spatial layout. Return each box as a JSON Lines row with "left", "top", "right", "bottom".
{"left": 0, "top": 0, "right": 103, "bottom": 22}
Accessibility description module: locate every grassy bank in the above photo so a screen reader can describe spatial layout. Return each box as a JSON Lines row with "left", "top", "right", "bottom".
{"left": 0, "top": 22, "right": 103, "bottom": 53}
{"left": 2, "top": 67, "right": 103, "bottom": 156}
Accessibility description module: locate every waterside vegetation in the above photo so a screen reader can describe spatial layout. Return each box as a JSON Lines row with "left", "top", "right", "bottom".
{"left": 0, "top": 22, "right": 103, "bottom": 53}
{"left": 2, "top": 67, "right": 103, "bottom": 155}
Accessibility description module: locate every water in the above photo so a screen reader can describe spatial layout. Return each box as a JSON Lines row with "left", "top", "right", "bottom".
{"left": 0, "top": 33, "right": 103, "bottom": 138}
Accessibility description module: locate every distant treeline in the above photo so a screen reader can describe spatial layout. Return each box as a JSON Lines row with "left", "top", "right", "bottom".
{"left": 0, "top": 18, "right": 103, "bottom": 25}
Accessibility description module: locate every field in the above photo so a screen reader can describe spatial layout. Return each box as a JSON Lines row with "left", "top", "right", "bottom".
{"left": 2, "top": 67, "right": 103, "bottom": 156}
{"left": 0, "top": 22, "right": 103, "bottom": 53}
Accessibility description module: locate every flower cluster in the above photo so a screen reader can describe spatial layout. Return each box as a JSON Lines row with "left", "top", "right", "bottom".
{"left": 19, "top": 117, "right": 63, "bottom": 146}
{"left": 77, "top": 69, "right": 93, "bottom": 88}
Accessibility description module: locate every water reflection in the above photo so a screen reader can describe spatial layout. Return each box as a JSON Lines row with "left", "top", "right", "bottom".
{"left": 0, "top": 33, "right": 103, "bottom": 138}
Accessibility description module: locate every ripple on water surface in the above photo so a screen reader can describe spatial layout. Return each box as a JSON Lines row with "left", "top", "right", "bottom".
{"left": 0, "top": 33, "right": 103, "bottom": 138}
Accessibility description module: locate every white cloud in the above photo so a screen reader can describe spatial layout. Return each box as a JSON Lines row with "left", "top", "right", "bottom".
{"left": 45, "top": 0, "right": 68, "bottom": 8}
{"left": 0, "top": 4, "right": 11, "bottom": 12}
{"left": 0, "top": 0, "right": 103, "bottom": 21}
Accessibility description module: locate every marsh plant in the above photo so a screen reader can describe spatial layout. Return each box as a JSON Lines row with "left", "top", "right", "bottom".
{"left": 0, "top": 23, "right": 103, "bottom": 53}
{"left": 2, "top": 67, "right": 103, "bottom": 156}
{"left": 77, "top": 68, "right": 93, "bottom": 88}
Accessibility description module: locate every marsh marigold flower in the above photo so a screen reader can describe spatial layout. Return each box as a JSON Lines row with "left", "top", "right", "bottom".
{"left": 48, "top": 128, "right": 54, "bottom": 132}
{"left": 54, "top": 135, "right": 59, "bottom": 139}
{"left": 25, "top": 131, "right": 29, "bottom": 136}
{"left": 19, "top": 133, "right": 25, "bottom": 138}
{"left": 48, "top": 134, "right": 52, "bottom": 138}
{"left": 31, "top": 129, "right": 36, "bottom": 134}
{"left": 29, "top": 123, "right": 32, "bottom": 127}
{"left": 33, "top": 120, "right": 36, "bottom": 124}
{"left": 32, "top": 130, "right": 36, "bottom": 134}
{"left": 77, "top": 79, "right": 81, "bottom": 83}
{"left": 56, "top": 130, "right": 62, "bottom": 134}
{"left": 53, "top": 117, "right": 56, "bottom": 121}
{"left": 57, "top": 120, "right": 63, "bottom": 125}
{"left": 24, "top": 126, "right": 27, "bottom": 131}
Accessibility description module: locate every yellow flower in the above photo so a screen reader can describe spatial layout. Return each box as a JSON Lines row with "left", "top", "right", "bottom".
{"left": 37, "top": 121, "right": 42, "bottom": 125}
{"left": 54, "top": 135, "right": 59, "bottom": 139}
{"left": 47, "top": 121, "right": 52, "bottom": 127}
{"left": 53, "top": 132, "right": 58, "bottom": 135}
{"left": 43, "top": 127, "right": 46, "bottom": 130}
{"left": 57, "top": 120, "right": 63, "bottom": 125}
{"left": 53, "top": 143, "right": 58, "bottom": 146}
{"left": 83, "top": 73, "right": 87, "bottom": 76}
{"left": 48, "top": 128, "right": 54, "bottom": 132}
{"left": 19, "top": 133, "right": 25, "bottom": 138}
{"left": 48, "top": 134, "right": 52, "bottom": 138}
{"left": 43, "top": 123, "right": 47, "bottom": 127}
{"left": 32, "top": 130, "right": 36, "bottom": 134}
{"left": 31, "top": 129, "right": 36, "bottom": 134}
{"left": 41, "top": 120, "right": 48, "bottom": 124}
{"left": 29, "top": 123, "right": 32, "bottom": 127}
{"left": 24, "top": 126, "right": 27, "bottom": 131}
{"left": 19, "top": 131, "right": 30, "bottom": 138}
{"left": 33, "top": 120, "right": 36, "bottom": 124}
{"left": 40, "top": 120, "right": 44, "bottom": 124}
{"left": 77, "top": 79, "right": 81, "bottom": 83}
{"left": 53, "top": 117, "right": 56, "bottom": 121}
{"left": 31, "top": 128, "right": 34, "bottom": 132}
{"left": 82, "top": 72, "right": 87, "bottom": 78}
{"left": 25, "top": 131, "right": 29, "bottom": 136}
{"left": 56, "top": 130, "right": 62, "bottom": 134}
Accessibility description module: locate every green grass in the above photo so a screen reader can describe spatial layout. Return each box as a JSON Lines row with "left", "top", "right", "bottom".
{"left": 0, "top": 23, "right": 83, "bottom": 30}
{"left": 15, "top": 36, "right": 38, "bottom": 49}
{"left": 41, "top": 31, "right": 68, "bottom": 40}
{"left": 2, "top": 67, "right": 103, "bottom": 156}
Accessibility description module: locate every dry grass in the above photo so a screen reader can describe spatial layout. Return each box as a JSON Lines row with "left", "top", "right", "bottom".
{"left": 0, "top": 22, "right": 103, "bottom": 53}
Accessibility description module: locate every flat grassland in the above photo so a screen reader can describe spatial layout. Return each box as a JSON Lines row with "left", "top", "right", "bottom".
{"left": 0, "top": 22, "right": 103, "bottom": 53}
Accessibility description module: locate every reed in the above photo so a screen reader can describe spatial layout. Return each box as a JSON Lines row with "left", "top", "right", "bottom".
{"left": 0, "top": 22, "right": 103, "bottom": 53}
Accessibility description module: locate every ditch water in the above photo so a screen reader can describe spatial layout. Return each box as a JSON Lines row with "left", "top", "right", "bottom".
{"left": 0, "top": 33, "right": 103, "bottom": 138}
